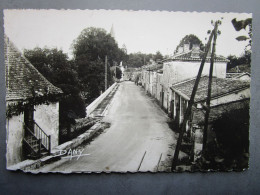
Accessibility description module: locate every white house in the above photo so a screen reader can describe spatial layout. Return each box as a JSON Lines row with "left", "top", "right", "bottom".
{"left": 5, "top": 36, "right": 63, "bottom": 167}
{"left": 161, "top": 43, "right": 228, "bottom": 112}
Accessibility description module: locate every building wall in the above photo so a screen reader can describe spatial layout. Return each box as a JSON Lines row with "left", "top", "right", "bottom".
{"left": 34, "top": 102, "right": 59, "bottom": 150}
{"left": 161, "top": 60, "right": 227, "bottom": 112}
{"left": 162, "top": 61, "right": 227, "bottom": 89}
{"left": 6, "top": 113, "right": 24, "bottom": 167}
{"left": 156, "top": 74, "right": 162, "bottom": 101}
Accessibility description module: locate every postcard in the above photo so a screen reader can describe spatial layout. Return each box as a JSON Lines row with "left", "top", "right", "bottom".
{"left": 4, "top": 10, "right": 251, "bottom": 172}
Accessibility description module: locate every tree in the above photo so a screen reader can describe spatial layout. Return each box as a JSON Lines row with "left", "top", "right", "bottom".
{"left": 126, "top": 52, "right": 154, "bottom": 68}
{"left": 24, "top": 47, "right": 76, "bottom": 86}
{"left": 24, "top": 47, "right": 86, "bottom": 135}
{"left": 115, "top": 67, "right": 122, "bottom": 79}
{"left": 210, "top": 103, "right": 249, "bottom": 169}
{"left": 153, "top": 51, "right": 163, "bottom": 61}
{"left": 110, "top": 66, "right": 122, "bottom": 80}
{"left": 72, "top": 27, "right": 127, "bottom": 103}
{"left": 232, "top": 17, "right": 252, "bottom": 51}
{"left": 227, "top": 17, "right": 252, "bottom": 72}
{"left": 174, "top": 34, "right": 204, "bottom": 54}
{"left": 227, "top": 54, "right": 251, "bottom": 71}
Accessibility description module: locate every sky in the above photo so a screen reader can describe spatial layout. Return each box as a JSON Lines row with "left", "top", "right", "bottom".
{"left": 4, "top": 10, "right": 252, "bottom": 59}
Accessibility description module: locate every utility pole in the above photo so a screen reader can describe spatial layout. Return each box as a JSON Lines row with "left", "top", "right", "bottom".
{"left": 202, "top": 23, "right": 219, "bottom": 153}
{"left": 171, "top": 21, "right": 219, "bottom": 171}
{"left": 105, "top": 55, "right": 108, "bottom": 90}
{"left": 115, "top": 65, "right": 117, "bottom": 80}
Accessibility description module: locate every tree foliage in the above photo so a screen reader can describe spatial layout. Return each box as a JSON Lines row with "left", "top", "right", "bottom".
{"left": 154, "top": 51, "right": 163, "bottom": 61}
{"left": 228, "top": 17, "right": 252, "bottom": 73}
{"left": 209, "top": 103, "right": 249, "bottom": 169}
{"left": 24, "top": 47, "right": 86, "bottom": 134}
{"left": 126, "top": 52, "right": 161, "bottom": 68}
{"left": 72, "top": 27, "right": 127, "bottom": 103}
{"left": 110, "top": 66, "right": 122, "bottom": 80}
{"left": 227, "top": 54, "right": 251, "bottom": 71}
{"left": 174, "top": 34, "right": 204, "bottom": 54}
{"left": 24, "top": 47, "right": 76, "bottom": 85}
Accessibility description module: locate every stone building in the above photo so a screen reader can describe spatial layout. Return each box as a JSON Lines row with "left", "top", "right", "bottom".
{"left": 161, "top": 43, "right": 228, "bottom": 112}
{"left": 5, "top": 36, "right": 63, "bottom": 167}
{"left": 141, "top": 62, "right": 163, "bottom": 103}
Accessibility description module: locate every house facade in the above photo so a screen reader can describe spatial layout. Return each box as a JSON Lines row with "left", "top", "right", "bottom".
{"left": 161, "top": 43, "right": 228, "bottom": 112}
{"left": 5, "top": 36, "right": 63, "bottom": 167}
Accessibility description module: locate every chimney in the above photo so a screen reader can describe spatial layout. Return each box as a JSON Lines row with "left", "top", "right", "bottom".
{"left": 177, "top": 46, "right": 184, "bottom": 54}
{"left": 183, "top": 43, "right": 190, "bottom": 52}
{"left": 192, "top": 44, "right": 200, "bottom": 51}
{"left": 191, "top": 44, "right": 200, "bottom": 58}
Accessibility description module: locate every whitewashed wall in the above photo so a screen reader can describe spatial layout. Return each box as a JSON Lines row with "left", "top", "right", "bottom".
{"left": 161, "top": 60, "right": 227, "bottom": 111}
{"left": 162, "top": 61, "right": 227, "bottom": 88}
{"left": 34, "top": 102, "right": 59, "bottom": 150}
{"left": 6, "top": 113, "right": 24, "bottom": 167}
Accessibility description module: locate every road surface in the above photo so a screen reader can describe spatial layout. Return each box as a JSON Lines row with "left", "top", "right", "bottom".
{"left": 38, "top": 81, "right": 177, "bottom": 173}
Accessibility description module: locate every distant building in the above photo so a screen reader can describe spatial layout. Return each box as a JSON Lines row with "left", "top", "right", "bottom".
{"left": 5, "top": 36, "right": 63, "bottom": 167}
{"left": 141, "top": 62, "right": 163, "bottom": 102}
{"left": 119, "top": 61, "right": 125, "bottom": 81}
{"left": 110, "top": 24, "right": 115, "bottom": 39}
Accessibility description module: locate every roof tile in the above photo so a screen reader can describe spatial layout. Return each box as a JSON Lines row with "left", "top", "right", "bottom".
{"left": 171, "top": 76, "right": 250, "bottom": 102}
{"left": 5, "top": 36, "right": 63, "bottom": 101}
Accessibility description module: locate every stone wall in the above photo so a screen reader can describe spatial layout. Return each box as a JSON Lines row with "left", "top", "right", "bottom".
{"left": 86, "top": 82, "right": 117, "bottom": 117}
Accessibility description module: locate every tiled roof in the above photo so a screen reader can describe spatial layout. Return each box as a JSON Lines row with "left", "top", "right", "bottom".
{"left": 166, "top": 49, "right": 228, "bottom": 63}
{"left": 171, "top": 76, "right": 250, "bottom": 103}
{"left": 5, "top": 36, "right": 63, "bottom": 101}
{"left": 192, "top": 99, "right": 250, "bottom": 124}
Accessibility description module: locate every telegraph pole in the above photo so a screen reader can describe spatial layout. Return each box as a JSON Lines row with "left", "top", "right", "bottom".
{"left": 115, "top": 65, "right": 117, "bottom": 80}
{"left": 171, "top": 21, "right": 219, "bottom": 171}
{"left": 202, "top": 22, "right": 219, "bottom": 153}
{"left": 105, "top": 55, "right": 108, "bottom": 90}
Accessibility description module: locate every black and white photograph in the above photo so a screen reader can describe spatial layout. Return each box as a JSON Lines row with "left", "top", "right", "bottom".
{"left": 4, "top": 10, "right": 252, "bottom": 173}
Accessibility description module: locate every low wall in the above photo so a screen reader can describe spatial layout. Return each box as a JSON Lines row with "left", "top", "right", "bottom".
{"left": 86, "top": 83, "right": 118, "bottom": 116}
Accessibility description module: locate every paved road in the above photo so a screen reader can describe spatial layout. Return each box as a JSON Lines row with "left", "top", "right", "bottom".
{"left": 38, "top": 81, "right": 177, "bottom": 173}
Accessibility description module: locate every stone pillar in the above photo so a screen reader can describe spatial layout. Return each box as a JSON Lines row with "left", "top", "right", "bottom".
{"left": 179, "top": 96, "right": 182, "bottom": 124}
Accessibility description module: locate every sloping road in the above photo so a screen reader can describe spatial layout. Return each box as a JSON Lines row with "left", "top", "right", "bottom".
{"left": 38, "top": 81, "right": 177, "bottom": 173}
